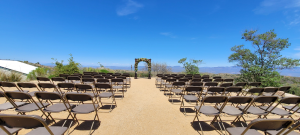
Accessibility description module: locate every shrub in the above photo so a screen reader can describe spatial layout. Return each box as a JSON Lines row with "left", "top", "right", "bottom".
{"left": 99, "top": 69, "right": 109, "bottom": 73}
{"left": 178, "top": 58, "right": 202, "bottom": 75}
{"left": 229, "top": 29, "right": 300, "bottom": 87}
{"left": 0, "top": 71, "right": 23, "bottom": 82}
{"left": 289, "top": 85, "right": 300, "bottom": 96}
{"left": 52, "top": 54, "right": 81, "bottom": 76}
{"left": 47, "top": 74, "right": 56, "bottom": 79}
{"left": 151, "top": 62, "right": 172, "bottom": 75}
{"left": 27, "top": 67, "right": 50, "bottom": 80}
{"left": 281, "top": 76, "right": 300, "bottom": 96}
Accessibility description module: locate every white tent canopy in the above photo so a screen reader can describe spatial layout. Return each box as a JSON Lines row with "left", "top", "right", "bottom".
{"left": 0, "top": 60, "right": 37, "bottom": 74}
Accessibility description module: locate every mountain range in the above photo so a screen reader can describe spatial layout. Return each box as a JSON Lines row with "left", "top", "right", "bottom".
{"left": 102, "top": 66, "right": 300, "bottom": 77}
{"left": 42, "top": 63, "right": 300, "bottom": 77}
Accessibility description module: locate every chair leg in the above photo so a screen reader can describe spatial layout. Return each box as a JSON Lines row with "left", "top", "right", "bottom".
{"left": 180, "top": 99, "right": 187, "bottom": 116}
{"left": 218, "top": 115, "right": 227, "bottom": 135}
{"left": 195, "top": 112, "right": 204, "bottom": 135}
{"left": 66, "top": 120, "right": 73, "bottom": 135}
{"left": 89, "top": 114, "right": 97, "bottom": 135}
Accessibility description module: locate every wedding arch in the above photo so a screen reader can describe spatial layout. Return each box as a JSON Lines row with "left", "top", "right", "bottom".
{"left": 134, "top": 58, "right": 151, "bottom": 79}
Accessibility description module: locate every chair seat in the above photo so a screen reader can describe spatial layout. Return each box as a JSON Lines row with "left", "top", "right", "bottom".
{"left": 283, "top": 105, "right": 300, "bottom": 113}
{"left": 83, "top": 82, "right": 94, "bottom": 85}
{"left": 190, "top": 91, "right": 201, "bottom": 94}
{"left": 28, "top": 91, "right": 41, "bottom": 96}
{"left": 112, "top": 86, "right": 123, "bottom": 89}
{"left": 85, "top": 93, "right": 97, "bottom": 98}
{"left": 266, "top": 130, "right": 300, "bottom": 135}
{"left": 26, "top": 126, "right": 68, "bottom": 135}
{"left": 165, "top": 85, "right": 172, "bottom": 88}
{"left": 16, "top": 103, "right": 50, "bottom": 112}
{"left": 117, "top": 82, "right": 126, "bottom": 85}
{"left": 71, "top": 81, "right": 81, "bottom": 84}
{"left": 260, "top": 106, "right": 292, "bottom": 116}
{"left": 72, "top": 104, "right": 99, "bottom": 114}
{"left": 0, "top": 126, "right": 22, "bottom": 135}
{"left": 243, "top": 89, "right": 249, "bottom": 92}
{"left": 184, "top": 95, "right": 198, "bottom": 101}
{"left": 195, "top": 106, "right": 220, "bottom": 116}
{"left": 99, "top": 92, "right": 113, "bottom": 98}
{"left": 171, "top": 89, "right": 182, "bottom": 93}
{"left": 65, "top": 92, "right": 96, "bottom": 97}
{"left": 219, "top": 91, "right": 229, "bottom": 94}
{"left": 44, "top": 103, "right": 74, "bottom": 113}
{"left": 95, "top": 82, "right": 110, "bottom": 84}
{"left": 0, "top": 102, "right": 26, "bottom": 111}
{"left": 12, "top": 90, "right": 29, "bottom": 93}
{"left": 262, "top": 93, "right": 275, "bottom": 96}
{"left": 239, "top": 106, "right": 267, "bottom": 115}
{"left": 226, "top": 127, "right": 261, "bottom": 135}
{"left": 219, "top": 106, "right": 243, "bottom": 116}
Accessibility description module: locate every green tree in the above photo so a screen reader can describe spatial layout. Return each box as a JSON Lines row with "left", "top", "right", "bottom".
{"left": 98, "top": 62, "right": 104, "bottom": 68}
{"left": 229, "top": 29, "right": 300, "bottom": 87}
{"left": 27, "top": 67, "right": 50, "bottom": 80}
{"left": 51, "top": 54, "right": 81, "bottom": 76}
{"left": 178, "top": 58, "right": 202, "bottom": 74}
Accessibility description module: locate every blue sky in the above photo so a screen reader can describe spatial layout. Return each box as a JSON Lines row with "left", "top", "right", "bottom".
{"left": 1, "top": 0, "right": 300, "bottom": 67}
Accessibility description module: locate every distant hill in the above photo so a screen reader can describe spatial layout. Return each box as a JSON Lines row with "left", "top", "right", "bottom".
{"left": 103, "top": 66, "right": 300, "bottom": 77}
{"left": 41, "top": 63, "right": 300, "bottom": 77}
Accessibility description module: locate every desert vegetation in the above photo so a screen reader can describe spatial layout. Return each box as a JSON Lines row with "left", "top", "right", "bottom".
{"left": 0, "top": 70, "right": 23, "bottom": 82}
{"left": 228, "top": 29, "right": 300, "bottom": 87}
{"left": 178, "top": 58, "right": 202, "bottom": 74}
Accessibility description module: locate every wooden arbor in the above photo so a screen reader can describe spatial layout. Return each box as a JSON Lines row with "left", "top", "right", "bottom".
{"left": 134, "top": 58, "right": 151, "bottom": 79}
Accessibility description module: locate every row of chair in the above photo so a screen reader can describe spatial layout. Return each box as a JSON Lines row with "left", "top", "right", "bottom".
{"left": 1, "top": 79, "right": 127, "bottom": 98}
{"left": 59, "top": 73, "right": 130, "bottom": 78}
{"left": 193, "top": 95, "right": 300, "bottom": 135}
{"left": 37, "top": 76, "right": 131, "bottom": 87}
{"left": 156, "top": 77, "right": 234, "bottom": 85}
{"left": 0, "top": 82, "right": 122, "bottom": 134}
{"left": 157, "top": 75, "right": 225, "bottom": 80}
{"left": 157, "top": 74, "right": 210, "bottom": 77}
{"left": 155, "top": 79, "right": 298, "bottom": 134}
{"left": 157, "top": 77, "right": 292, "bottom": 98}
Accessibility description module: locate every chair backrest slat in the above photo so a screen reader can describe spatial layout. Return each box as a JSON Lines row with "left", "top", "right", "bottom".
{"left": 65, "top": 93, "right": 92, "bottom": 101}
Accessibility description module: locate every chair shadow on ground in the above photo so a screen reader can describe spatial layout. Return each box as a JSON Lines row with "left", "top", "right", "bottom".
{"left": 163, "top": 93, "right": 172, "bottom": 96}
{"left": 51, "top": 119, "right": 78, "bottom": 134}
{"left": 191, "top": 121, "right": 234, "bottom": 135}
{"left": 51, "top": 119, "right": 77, "bottom": 127}
{"left": 231, "top": 121, "right": 248, "bottom": 127}
{"left": 168, "top": 99, "right": 181, "bottom": 104}
{"left": 51, "top": 119, "right": 101, "bottom": 134}
{"left": 75, "top": 120, "right": 101, "bottom": 130}
{"left": 179, "top": 108, "right": 196, "bottom": 115}
{"left": 114, "top": 95, "right": 125, "bottom": 99}
{"left": 156, "top": 86, "right": 164, "bottom": 89}
{"left": 99, "top": 105, "right": 117, "bottom": 112}
{"left": 156, "top": 84, "right": 164, "bottom": 88}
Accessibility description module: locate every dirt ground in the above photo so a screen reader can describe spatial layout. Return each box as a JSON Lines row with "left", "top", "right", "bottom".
{"left": 1, "top": 78, "right": 299, "bottom": 135}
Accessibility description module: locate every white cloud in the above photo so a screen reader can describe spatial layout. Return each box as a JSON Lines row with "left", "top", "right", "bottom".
{"left": 160, "top": 32, "right": 177, "bottom": 38}
{"left": 295, "top": 47, "right": 300, "bottom": 57}
{"left": 290, "top": 18, "right": 300, "bottom": 25}
{"left": 116, "top": 0, "right": 143, "bottom": 16}
{"left": 254, "top": 0, "right": 300, "bottom": 26}
{"left": 254, "top": 0, "right": 300, "bottom": 15}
